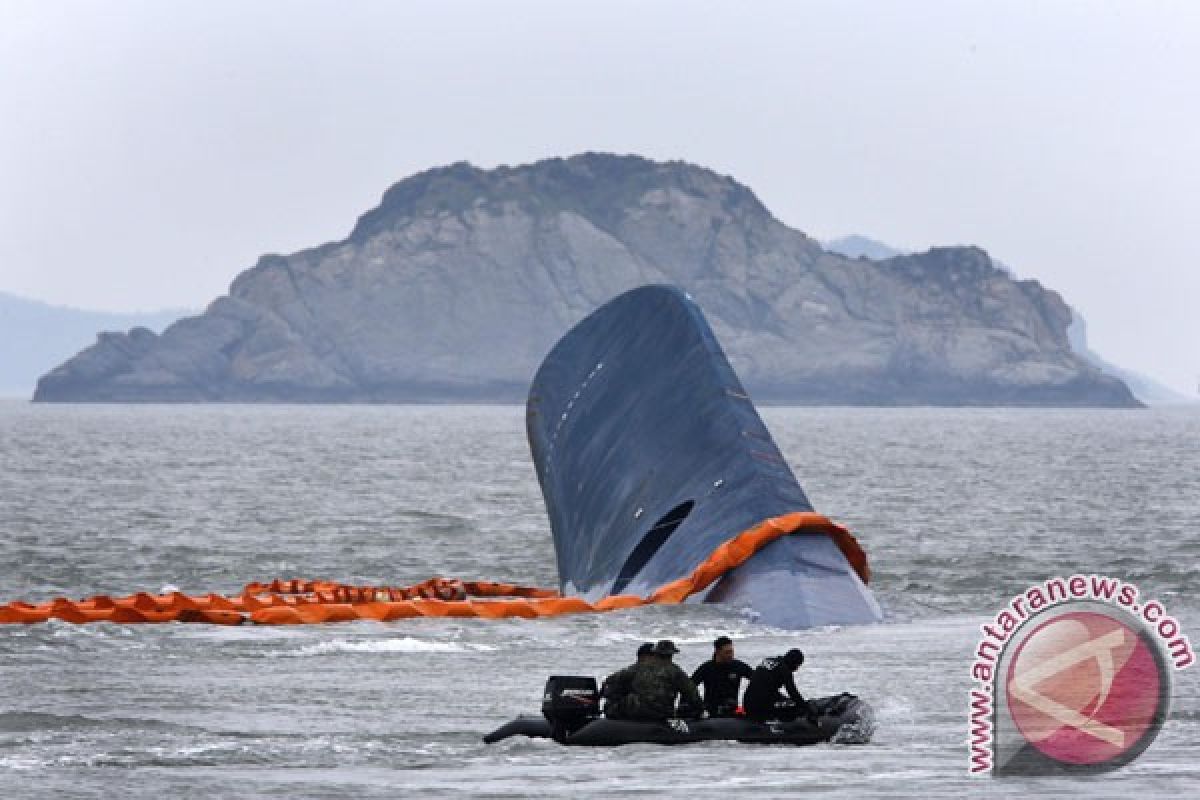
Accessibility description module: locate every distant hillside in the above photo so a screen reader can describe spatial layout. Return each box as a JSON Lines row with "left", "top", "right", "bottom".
{"left": 35, "top": 154, "right": 1137, "bottom": 406}
{"left": 822, "top": 235, "right": 906, "bottom": 261}
{"left": 0, "top": 293, "right": 188, "bottom": 396}
{"left": 1066, "top": 311, "right": 1194, "bottom": 406}
{"left": 826, "top": 234, "right": 1017, "bottom": 276}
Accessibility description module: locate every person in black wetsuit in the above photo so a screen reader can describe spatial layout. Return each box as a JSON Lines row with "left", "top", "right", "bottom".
{"left": 690, "top": 636, "right": 754, "bottom": 717}
{"left": 742, "top": 648, "right": 818, "bottom": 723}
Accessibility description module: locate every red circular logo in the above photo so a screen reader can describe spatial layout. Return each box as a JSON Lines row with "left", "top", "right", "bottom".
{"left": 1005, "top": 609, "right": 1165, "bottom": 767}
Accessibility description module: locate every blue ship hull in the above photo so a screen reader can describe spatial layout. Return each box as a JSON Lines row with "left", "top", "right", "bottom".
{"left": 526, "top": 286, "right": 881, "bottom": 628}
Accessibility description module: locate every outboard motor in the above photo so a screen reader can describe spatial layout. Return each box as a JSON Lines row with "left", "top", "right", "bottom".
{"left": 541, "top": 675, "right": 600, "bottom": 741}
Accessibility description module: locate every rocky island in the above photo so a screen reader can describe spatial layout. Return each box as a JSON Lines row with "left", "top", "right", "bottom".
{"left": 34, "top": 154, "right": 1138, "bottom": 406}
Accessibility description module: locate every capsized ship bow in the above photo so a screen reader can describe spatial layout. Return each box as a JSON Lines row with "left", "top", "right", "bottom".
{"left": 526, "top": 285, "right": 881, "bottom": 629}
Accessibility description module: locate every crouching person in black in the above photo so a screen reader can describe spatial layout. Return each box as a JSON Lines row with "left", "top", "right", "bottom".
{"left": 690, "top": 636, "right": 753, "bottom": 717}
{"left": 743, "top": 648, "right": 818, "bottom": 723}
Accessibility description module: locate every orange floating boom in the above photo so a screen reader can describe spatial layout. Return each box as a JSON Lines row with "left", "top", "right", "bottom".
{"left": 0, "top": 512, "right": 867, "bottom": 627}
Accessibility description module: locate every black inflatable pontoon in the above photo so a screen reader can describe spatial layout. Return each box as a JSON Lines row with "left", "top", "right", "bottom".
{"left": 484, "top": 676, "right": 874, "bottom": 747}
{"left": 484, "top": 695, "right": 874, "bottom": 747}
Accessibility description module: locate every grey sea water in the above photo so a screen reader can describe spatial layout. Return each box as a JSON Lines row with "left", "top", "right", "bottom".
{"left": 0, "top": 402, "right": 1197, "bottom": 798}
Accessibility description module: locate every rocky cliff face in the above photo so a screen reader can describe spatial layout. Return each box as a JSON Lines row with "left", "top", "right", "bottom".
{"left": 34, "top": 154, "right": 1138, "bottom": 406}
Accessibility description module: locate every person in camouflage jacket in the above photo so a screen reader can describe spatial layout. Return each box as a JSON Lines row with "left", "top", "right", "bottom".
{"left": 601, "top": 642, "right": 653, "bottom": 719}
{"left": 618, "top": 640, "right": 702, "bottom": 721}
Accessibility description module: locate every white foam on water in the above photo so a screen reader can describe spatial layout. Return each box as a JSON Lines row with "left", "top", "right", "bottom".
{"left": 288, "top": 637, "right": 497, "bottom": 656}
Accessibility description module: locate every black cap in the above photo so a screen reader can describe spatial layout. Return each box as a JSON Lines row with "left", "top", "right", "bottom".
{"left": 636, "top": 642, "right": 654, "bottom": 657}
{"left": 783, "top": 648, "right": 805, "bottom": 668}
{"left": 652, "top": 639, "right": 680, "bottom": 656}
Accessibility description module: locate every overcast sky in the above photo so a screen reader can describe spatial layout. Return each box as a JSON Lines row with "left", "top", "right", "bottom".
{"left": 1, "top": 0, "right": 1196, "bottom": 393}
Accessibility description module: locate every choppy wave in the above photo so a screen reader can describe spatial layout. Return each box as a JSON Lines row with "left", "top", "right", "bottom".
{"left": 0, "top": 711, "right": 183, "bottom": 734}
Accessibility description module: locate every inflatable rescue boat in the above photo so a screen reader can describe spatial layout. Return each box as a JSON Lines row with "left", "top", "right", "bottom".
{"left": 484, "top": 676, "right": 875, "bottom": 747}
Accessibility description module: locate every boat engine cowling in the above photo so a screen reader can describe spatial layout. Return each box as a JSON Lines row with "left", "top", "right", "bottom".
{"left": 541, "top": 675, "right": 600, "bottom": 741}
